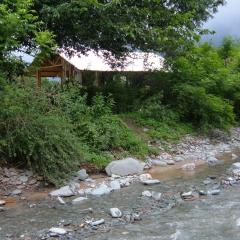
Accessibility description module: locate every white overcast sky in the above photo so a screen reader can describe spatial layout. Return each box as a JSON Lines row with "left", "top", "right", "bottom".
{"left": 203, "top": 0, "right": 240, "bottom": 44}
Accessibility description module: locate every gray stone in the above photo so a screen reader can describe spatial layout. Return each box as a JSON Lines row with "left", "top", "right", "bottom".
{"left": 76, "top": 169, "right": 89, "bottom": 181}
{"left": 29, "top": 179, "right": 37, "bottom": 185}
{"left": 203, "top": 179, "right": 211, "bottom": 185}
{"left": 175, "top": 156, "right": 184, "bottom": 162}
{"left": 141, "top": 179, "right": 160, "bottom": 185}
{"left": 110, "top": 208, "right": 122, "bottom": 218}
{"left": 151, "top": 191, "right": 162, "bottom": 201}
{"left": 49, "top": 227, "right": 67, "bottom": 236}
{"left": 72, "top": 197, "right": 88, "bottom": 204}
{"left": 11, "top": 189, "right": 22, "bottom": 195}
{"left": 236, "top": 218, "right": 240, "bottom": 227}
{"left": 19, "top": 175, "right": 28, "bottom": 183}
{"left": 105, "top": 158, "right": 144, "bottom": 176}
{"left": 151, "top": 159, "right": 167, "bottom": 167}
{"left": 198, "top": 190, "right": 208, "bottom": 196}
{"left": 232, "top": 162, "right": 240, "bottom": 170}
{"left": 110, "top": 180, "right": 121, "bottom": 190}
{"left": 166, "top": 160, "right": 175, "bottom": 165}
{"left": 49, "top": 186, "right": 74, "bottom": 197}
{"left": 232, "top": 153, "right": 238, "bottom": 160}
{"left": 142, "top": 190, "right": 152, "bottom": 197}
{"left": 89, "top": 219, "right": 105, "bottom": 226}
{"left": 207, "top": 157, "right": 224, "bottom": 166}
{"left": 57, "top": 196, "right": 66, "bottom": 205}
{"left": 207, "top": 189, "right": 221, "bottom": 195}
{"left": 25, "top": 170, "right": 33, "bottom": 177}
{"left": 119, "top": 178, "right": 131, "bottom": 187}
{"left": 90, "top": 184, "right": 111, "bottom": 196}
{"left": 139, "top": 173, "right": 152, "bottom": 182}
{"left": 181, "top": 191, "right": 193, "bottom": 198}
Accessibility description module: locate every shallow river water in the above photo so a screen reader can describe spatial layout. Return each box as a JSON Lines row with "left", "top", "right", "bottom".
{"left": 1, "top": 151, "right": 240, "bottom": 240}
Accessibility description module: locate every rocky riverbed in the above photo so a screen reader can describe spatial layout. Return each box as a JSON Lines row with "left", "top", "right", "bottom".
{"left": 1, "top": 128, "right": 240, "bottom": 239}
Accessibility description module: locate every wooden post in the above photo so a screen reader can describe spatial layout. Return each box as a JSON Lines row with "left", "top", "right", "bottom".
{"left": 36, "top": 70, "right": 41, "bottom": 89}
{"left": 94, "top": 71, "right": 99, "bottom": 87}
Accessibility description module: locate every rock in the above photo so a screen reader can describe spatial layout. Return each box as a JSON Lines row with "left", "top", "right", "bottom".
{"left": 72, "top": 197, "right": 88, "bottom": 204}
{"left": 11, "top": 189, "right": 22, "bottom": 195}
{"left": 139, "top": 173, "right": 152, "bottom": 182}
{"left": 49, "top": 186, "right": 74, "bottom": 197}
{"left": 232, "top": 162, "right": 240, "bottom": 170}
{"left": 207, "top": 157, "right": 224, "bottom": 166}
{"left": 236, "top": 218, "right": 240, "bottom": 227}
{"left": 151, "top": 191, "right": 162, "bottom": 201}
{"left": 181, "top": 191, "right": 193, "bottom": 198}
{"left": 57, "top": 196, "right": 66, "bottom": 205}
{"left": 119, "top": 178, "right": 131, "bottom": 187}
{"left": 49, "top": 227, "right": 67, "bottom": 236}
{"left": 25, "top": 170, "right": 33, "bottom": 177}
{"left": 89, "top": 219, "right": 105, "bottom": 226}
{"left": 76, "top": 169, "right": 88, "bottom": 181}
{"left": 175, "top": 156, "right": 184, "bottom": 162}
{"left": 207, "top": 189, "right": 221, "bottom": 195}
{"left": 141, "top": 179, "right": 160, "bottom": 185}
{"left": 110, "top": 180, "right": 121, "bottom": 190}
{"left": 166, "top": 160, "right": 175, "bottom": 165}
{"left": 142, "top": 190, "right": 152, "bottom": 197}
{"left": 209, "top": 129, "right": 230, "bottom": 142}
{"left": 182, "top": 163, "right": 196, "bottom": 171}
{"left": 132, "top": 213, "right": 141, "bottom": 221}
{"left": 111, "top": 174, "right": 121, "bottom": 179}
{"left": 0, "top": 207, "right": 5, "bottom": 212}
{"left": 198, "top": 190, "right": 208, "bottom": 196}
{"left": 110, "top": 208, "right": 122, "bottom": 218}
{"left": 19, "top": 175, "right": 28, "bottom": 183}
{"left": 0, "top": 200, "right": 6, "bottom": 206}
{"left": 105, "top": 158, "right": 144, "bottom": 176}
{"left": 90, "top": 184, "right": 111, "bottom": 196}
{"left": 232, "top": 153, "right": 238, "bottom": 160}
{"left": 151, "top": 159, "right": 167, "bottom": 167}
{"left": 203, "top": 179, "right": 211, "bottom": 185}
{"left": 29, "top": 179, "right": 37, "bottom": 185}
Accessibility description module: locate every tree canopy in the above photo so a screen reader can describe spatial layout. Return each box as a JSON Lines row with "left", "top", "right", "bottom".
{"left": 33, "top": 0, "right": 225, "bottom": 57}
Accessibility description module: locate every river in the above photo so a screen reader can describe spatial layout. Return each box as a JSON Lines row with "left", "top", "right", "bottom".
{"left": 0, "top": 151, "right": 240, "bottom": 239}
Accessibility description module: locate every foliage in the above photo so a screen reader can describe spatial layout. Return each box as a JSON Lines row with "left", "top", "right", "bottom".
{"left": 33, "top": 0, "right": 224, "bottom": 57}
{"left": 56, "top": 89, "right": 149, "bottom": 158}
{"left": 0, "top": 81, "right": 83, "bottom": 185}
{"left": 0, "top": 0, "right": 55, "bottom": 78}
{"left": 173, "top": 84, "right": 235, "bottom": 130}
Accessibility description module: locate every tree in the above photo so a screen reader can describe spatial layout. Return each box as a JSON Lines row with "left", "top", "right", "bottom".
{"left": 219, "top": 37, "right": 234, "bottom": 66}
{"left": 33, "top": 0, "right": 225, "bottom": 58}
{"left": 0, "top": 0, "right": 55, "bottom": 78}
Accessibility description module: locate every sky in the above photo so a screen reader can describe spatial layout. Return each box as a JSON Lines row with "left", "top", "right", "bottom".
{"left": 203, "top": 0, "right": 240, "bottom": 45}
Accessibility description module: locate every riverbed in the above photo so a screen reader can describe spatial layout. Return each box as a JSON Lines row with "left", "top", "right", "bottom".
{"left": 1, "top": 150, "right": 240, "bottom": 240}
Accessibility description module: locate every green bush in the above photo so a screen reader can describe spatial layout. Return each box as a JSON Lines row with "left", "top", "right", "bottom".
{"left": 174, "top": 84, "right": 235, "bottom": 130}
{"left": 56, "top": 90, "right": 149, "bottom": 158}
{"left": 0, "top": 83, "right": 83, "bottom": 185}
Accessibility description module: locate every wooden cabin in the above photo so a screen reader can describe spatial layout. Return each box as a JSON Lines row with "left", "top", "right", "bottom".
{"left": 28, "top": 50, "right": 165, "bottom": 88}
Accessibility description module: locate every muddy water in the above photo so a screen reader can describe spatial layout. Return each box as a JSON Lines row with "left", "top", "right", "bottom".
{"left": 0, "top": 151, "right": 240, "bottom": 240}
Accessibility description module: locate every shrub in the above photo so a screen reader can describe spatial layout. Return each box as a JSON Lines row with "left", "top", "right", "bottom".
{"left": 174, "top": 84, "right": 235, "bottom": 130}
{"left": 56, "top": 90, "right": 149, "bottom": 158}
{"left": 0, "top": 83, "right": 83, "bottom": 185}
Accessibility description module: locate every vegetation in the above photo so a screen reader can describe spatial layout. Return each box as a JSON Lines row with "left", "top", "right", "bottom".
{"left": 33, "top": 0, "right": 224, "bottom": 57}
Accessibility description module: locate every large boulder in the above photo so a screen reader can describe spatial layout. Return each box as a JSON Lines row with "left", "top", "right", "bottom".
{"left": 49, "top": 186, "right": 75, "bottom": 197}
{"left": 105, "top": 158, "right": 144, "bottom": 176}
